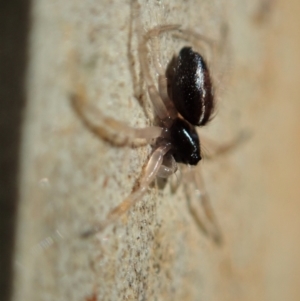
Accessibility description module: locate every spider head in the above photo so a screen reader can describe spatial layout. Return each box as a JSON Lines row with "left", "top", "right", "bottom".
{"left": 169, "top": 118, "right": 201, "bottom": 166}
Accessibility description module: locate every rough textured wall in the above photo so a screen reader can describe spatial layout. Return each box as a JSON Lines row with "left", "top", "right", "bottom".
{"left": 13, "top": 0, "right": 300, "bottom": 301}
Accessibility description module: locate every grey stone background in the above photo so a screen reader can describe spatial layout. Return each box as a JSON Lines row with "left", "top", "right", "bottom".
{"left": 9, "top": 0, "right": 300, "bottom": 300}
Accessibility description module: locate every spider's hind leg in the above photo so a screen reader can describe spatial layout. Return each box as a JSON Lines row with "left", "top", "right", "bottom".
{"left": 137, "top": 24, "right": 180, "bottom": 121}
{"left": 133, "top": 0, "right": 180, "bottom": 120}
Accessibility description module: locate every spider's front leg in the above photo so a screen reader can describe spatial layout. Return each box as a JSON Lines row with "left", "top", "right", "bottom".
{"left": 183, "top": 165, "right": 223, "bottom": 245}
{"left": 81, "top": 142, "right": 172, "bottom": 238}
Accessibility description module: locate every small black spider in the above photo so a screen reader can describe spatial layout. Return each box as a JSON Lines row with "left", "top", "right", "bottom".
{"left": 71, "top": 24, "right": 226, "bottom": 243}
{"left": 167, "top": 46, "right": 215, "bottom": 164}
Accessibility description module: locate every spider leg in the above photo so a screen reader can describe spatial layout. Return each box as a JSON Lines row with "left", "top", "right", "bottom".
{"left": 71, "top": 84, "right": 163, "bottom": 146}
{"left": 172, "top": 29, "right": 217, "bottom": 63}
{"left": 193, "top": 167, "right": 222, "bottom": 244}
{"left": 133, "top": 1, "right": 179, "bottom": 121}
{"left": 183, "top": 165, "right": 222, "bottom": 244}
{"left": 157, "top": 153, "right": 177, "bottom": 178}
{"left": 145, "top": 26, "right": 180, "bottom": 119}
{"left": 81, "top": 143, "right": 172, "bottom": 238}
{"left": 175, "top": 28, "right": 216, "bottom": 48}
{"left": 200, "top": 130, "right": 250, "bottom": 160}
{"left": 144, "top": 25, "right": 180, "bottom": 76}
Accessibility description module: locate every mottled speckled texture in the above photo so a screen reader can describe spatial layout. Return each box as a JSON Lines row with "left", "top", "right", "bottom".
{"left": 13, "top": 0, "right": 300, "bottom": 301}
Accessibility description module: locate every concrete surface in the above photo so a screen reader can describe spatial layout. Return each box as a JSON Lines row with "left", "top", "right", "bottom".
{"left": 13, "top": 0, "right": 300, "bottom": 300}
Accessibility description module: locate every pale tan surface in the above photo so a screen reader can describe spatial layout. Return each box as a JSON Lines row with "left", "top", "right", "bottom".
{"left": 13, "top": 0, "right": 300, "bottom": 301}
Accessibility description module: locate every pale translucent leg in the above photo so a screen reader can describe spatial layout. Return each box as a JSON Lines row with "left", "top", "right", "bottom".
{"left": 139, "top": 25, "right": 180, "bottom": 121}
{"left": 81, "top": 143, "right": 172, "bottom": 238}
{"left": 184, "top": 131, "right": 250, "bottom": 242}
{"left": 172, "top": 28, "right": 217, "bottom": 63}
{"left": 192, "top": 167, "right": 222, "bottom": 244}
{"left": 199, "top": 130, "right": 250, "bottom": 160}
{"left": 71, "top": 84, "right": 163, "bottom": 146}
{"left": 156, "top": 153, "right": 177, "bottom": 178}
{"left": 134, "top": 0, "right": 179, "bottom": 121}
{"left": 176, "top": 28, "right": 216, "bottom": 47}
{"left": 183, "top": 165, "right": 222, "bottom": 244}
{"left": 146, "top": 26, "right": 179, "bottom": 119}
{"left": 142, "top": 25, "right": 180, "bottom": 78}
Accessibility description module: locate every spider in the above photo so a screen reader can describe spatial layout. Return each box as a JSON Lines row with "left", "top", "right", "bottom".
{"left": 71, "top": 20, "right": 238, "bottom": 244}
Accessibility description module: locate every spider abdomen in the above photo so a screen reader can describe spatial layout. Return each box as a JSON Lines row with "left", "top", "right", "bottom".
{"left": 171, "top": 47, "right": 214, "bottom": 126}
